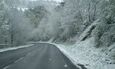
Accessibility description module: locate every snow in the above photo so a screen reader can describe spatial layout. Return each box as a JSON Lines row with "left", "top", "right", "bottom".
{"left": 44, "top": 0, "right": 63, "bottom": 2}
{"left": 64, "top": 64, "right": 68, "bottom": 68}
{"left": 79, "top": 19, "right": 99, "bottom": 41}
{"left": 53, "top": 37, "right": 115, "bottom": 69}
{"left": 0, "top": 44, "right": 34, "bottom": 52}
{"left": 7, "top": 40, "right": 115, "bottom": 69}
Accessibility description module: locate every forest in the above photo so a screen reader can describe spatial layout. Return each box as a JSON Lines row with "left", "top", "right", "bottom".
{"left": 0, "top": 0, "right": 115, "bottom": 68}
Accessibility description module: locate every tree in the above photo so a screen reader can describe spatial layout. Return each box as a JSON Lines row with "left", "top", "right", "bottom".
{"left": 0, "top": 0, "right": 10, "bottom": 47}
{"left": 8, "top": 8, "right": 33, "bottom": 46}
{"left": 25, "top": 6, "right": 48, "bottom": 28}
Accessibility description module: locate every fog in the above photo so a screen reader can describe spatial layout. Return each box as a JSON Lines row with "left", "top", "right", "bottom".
{"left": 0, "top": 0, "right": 115, "bottom": 68}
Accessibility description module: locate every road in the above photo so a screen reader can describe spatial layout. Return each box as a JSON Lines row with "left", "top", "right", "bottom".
{"left": 0, "top": 43, "right": 86, "bottom": 69}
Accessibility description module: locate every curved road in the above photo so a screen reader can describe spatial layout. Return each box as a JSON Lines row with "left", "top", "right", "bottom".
{"left": 0, "top": 43, "right": 86, "bottom": 69}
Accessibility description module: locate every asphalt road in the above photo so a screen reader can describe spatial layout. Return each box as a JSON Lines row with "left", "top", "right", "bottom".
{"left": 0, "top": 43, "right": 86, "bottom": 69}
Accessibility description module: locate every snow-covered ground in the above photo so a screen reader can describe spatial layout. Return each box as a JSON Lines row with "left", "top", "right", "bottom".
{"left": 54, "top": 37, "right": 115, "bottom": 69}
{"left": 1, "top": 39, "right": 114, "bottom": 69}
{"left": 0, "top": 44, "right": 34, "bottom": 52}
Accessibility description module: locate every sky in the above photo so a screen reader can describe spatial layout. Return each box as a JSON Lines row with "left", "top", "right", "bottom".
{"left": 47, "top": 0, "right": 63, "bottom": 2}
{"left": 30, "top": 0, "right": 63, "bottom": 2}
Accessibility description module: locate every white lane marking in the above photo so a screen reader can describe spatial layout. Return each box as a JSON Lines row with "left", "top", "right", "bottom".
{"left": 14, "top": 57, "right": 24, "bottom": 63}
{"left": 2, "top": 44, "right": 34, "bottom": 69}
{"left": 64, "top": 64, "right": 68, "bottom": 68}
{"left": 3, "top": 65, "right": 10, "bottom": 69}
{"left": 3, "top": 56, "right": 25, "bottom": 69}
{"left": 14, "top": 51, "right": 33, "bottom": 64}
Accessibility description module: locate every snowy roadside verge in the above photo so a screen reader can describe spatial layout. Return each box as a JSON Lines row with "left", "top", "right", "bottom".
{"left": 16, "top": 41, "right": 115, "bottom": 69}
{"left": 40, "top": 38, "right": 115, "bottom": 69}
{"left": 37, "top": 41, "right": 84, "bottom": 69}
{"left": 53, "top": 44, "right": 82, "bottom": 69}
{"left": 54, "top": 37, "right": 115, "bottom": 69}
{"left": 0, "top": 44, "right": 34, "bottom": 52}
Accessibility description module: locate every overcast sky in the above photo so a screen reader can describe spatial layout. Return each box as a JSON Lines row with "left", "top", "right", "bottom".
{"left": 48, "top": 0, "right": 63, "bottom": 2}
{"left": 30, "top": 0, "right": 63, "bottom": 2}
